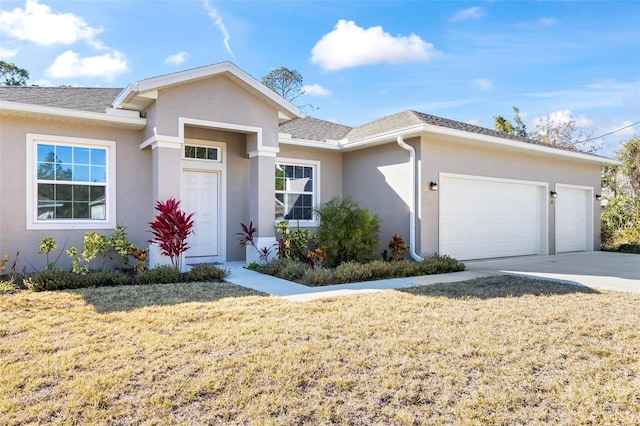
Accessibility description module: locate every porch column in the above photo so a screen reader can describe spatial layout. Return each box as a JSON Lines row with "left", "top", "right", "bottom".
{"left": 247, "top": 149, "right": 278, "bottom": 264}
{"left": 148, "top": 140, "right": 182, "bottom": 267}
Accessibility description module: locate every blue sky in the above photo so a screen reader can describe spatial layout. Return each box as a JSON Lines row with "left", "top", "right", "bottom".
{"left": 1, "top": 0, "right": 638, "bottom": 156}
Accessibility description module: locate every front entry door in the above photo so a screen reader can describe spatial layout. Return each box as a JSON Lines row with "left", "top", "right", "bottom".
{"left": 181, "top": 170, "right": 220, "bottom": 264}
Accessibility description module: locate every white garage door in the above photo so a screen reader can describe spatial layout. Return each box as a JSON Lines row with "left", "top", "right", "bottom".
{"left": 440, "top": 176, "right": 545, "bottom": 260}
{"left": 556, "top": 186, "right": 591, "bottom": 253}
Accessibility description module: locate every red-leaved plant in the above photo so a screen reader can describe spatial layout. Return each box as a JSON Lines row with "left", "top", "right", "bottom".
{"left": 149, "top": 198, "right": 195, "bottom": 270}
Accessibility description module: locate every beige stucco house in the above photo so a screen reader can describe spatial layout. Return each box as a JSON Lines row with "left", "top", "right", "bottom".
{"left": 0, "top": 62, "right": 618, "bottom": 271}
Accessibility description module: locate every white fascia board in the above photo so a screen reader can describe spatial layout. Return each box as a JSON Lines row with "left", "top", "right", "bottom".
{"left": 281, "top": 122, "right": 619, "bottom": 166}
{"left": 279, "top": 137, "right": 342, "bottom": 150}
{"left": 0, "top": 100, "right": 147, "bottom": 129}
{"left": 417, "top": 122, "right": 621, "bottom": 166}
{"left": 116, "top": 61, "right": 301, "bottom": 119}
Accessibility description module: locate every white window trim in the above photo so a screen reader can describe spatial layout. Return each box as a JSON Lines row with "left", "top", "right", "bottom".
{"left": 275, "top": 157, "right": 320, "bottom": 227}
{"left": 26, "top": 133, "right": 117, "bottom": 230}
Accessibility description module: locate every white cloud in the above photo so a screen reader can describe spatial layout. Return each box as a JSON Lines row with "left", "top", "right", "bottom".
{"left": 302, "top": 83, "right": 331, "bottom": 96}
{"left": 0, "top": 0, "right": 102, "bottom": 46}
{"left": 467, "top": 118, "right": 482, "bottom": 126}
{"left": 474, "top": 78, "right": 492, "bottom": 91}
{"left": 165, "top": 51, "right": 190, "bottom": 66}
{"left": 310, "top": 20, "right": 438, "bottom": 71}
{"left": 0, "top": 46, "right": 19, "bottom": 59}
{"left": 450, "top": 7, "right": 485, "bottom": 22}
{"left": 203, "top": 0, "right": 235, "bottom": 59}
{"left": 533, "top": 110, "right": 594, "bottom": 130}
{"left": 46, "top": 50, "right": 128, "bottom": 81}
{"left": 30, "top": 78, "right": 53, "bottom": 86}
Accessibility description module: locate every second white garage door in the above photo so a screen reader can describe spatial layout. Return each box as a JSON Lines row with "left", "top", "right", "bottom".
{"left": 555, "top": 185, "right": 592, "bottom": 253}
{"left": 439, "top": 175, "right": 547, "bottom": 260}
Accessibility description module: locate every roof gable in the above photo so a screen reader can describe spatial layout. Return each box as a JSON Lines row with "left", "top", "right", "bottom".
{"left": 113, "top": 61, "right": 301, "bottom": 121}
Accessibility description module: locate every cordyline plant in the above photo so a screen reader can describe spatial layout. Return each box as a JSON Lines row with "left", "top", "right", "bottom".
{"left": 149, "top": 198, "right": 195, "bottom": 270}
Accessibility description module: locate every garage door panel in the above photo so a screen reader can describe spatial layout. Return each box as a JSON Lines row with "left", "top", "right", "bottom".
{"left": 556, "top": 186, "right": 589, "bottom": 253}
{"left": 440, "top": 177, "right": 543, "bottom": 260}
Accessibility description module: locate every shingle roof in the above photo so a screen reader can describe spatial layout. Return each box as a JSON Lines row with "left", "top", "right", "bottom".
{"left": 279, "top": 116, "right": 352, "bottom": 141}
{"left": 0, "top": 86, "right": 123, "bottom": 113}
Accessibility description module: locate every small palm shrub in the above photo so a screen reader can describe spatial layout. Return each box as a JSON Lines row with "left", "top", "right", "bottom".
{"left": 315, "top": 196, "right": 380, "bottom": 265}
{"left": 185, "top": 263, "right": 229, "bottom": 282}
{"left": 149, "top": 198, "right": 195, "bottom": 270}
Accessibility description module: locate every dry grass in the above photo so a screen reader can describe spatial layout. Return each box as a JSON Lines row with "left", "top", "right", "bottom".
{"left": 1, "top": 277, "right": 639, "bottom": 425}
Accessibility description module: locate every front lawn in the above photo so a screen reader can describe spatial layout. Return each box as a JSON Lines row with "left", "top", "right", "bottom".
{"left": 1, "top": 277, "right": 639, "bottom": 424}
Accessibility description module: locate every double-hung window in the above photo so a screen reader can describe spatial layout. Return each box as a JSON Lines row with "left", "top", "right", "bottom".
{"left": 27, "top": 134, "right": 116, "bottom": 229}
{"left": 275, "top": 159, "right": 318, "bottom": 223}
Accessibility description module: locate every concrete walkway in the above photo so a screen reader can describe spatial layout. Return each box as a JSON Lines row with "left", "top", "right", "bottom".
{"left": 225, "top": 261, "right": 491, "bottom": 302}
{"left": 224, "top": 251, "right": 639, "bottom": 301}
{"left": 465, "top": 251, "right": 640, "bottom": 294}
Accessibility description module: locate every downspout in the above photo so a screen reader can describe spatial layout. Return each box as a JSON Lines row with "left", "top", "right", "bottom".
{"left": 396, "top": 135, "right": 424, "bottom": 261}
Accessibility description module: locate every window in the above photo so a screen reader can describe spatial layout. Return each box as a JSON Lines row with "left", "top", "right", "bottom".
{"left": 27, "top": 134, "right": 116, "bottom": 229}
{"left": 275, "top": 160, "right": 318, "bottom": 222}
{"left": 184, "top": 145, "right": 219, "bottom": 161}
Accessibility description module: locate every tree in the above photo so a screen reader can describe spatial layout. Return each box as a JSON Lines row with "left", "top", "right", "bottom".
{"left": 494, "top": 107, "right": 597, "bottom": 153}
{"left": 530, "top": 111, "right": 595, "bottom": 152}
{"left": 603, "top": 137, "right": 640, "bottom": 198}
{"left": 494, "top": 106, "right": 527, "bottom": 137}
{"left": 261, "top": 67, "right": 305, "bottom": 102}
{"left": 0, "top": 61, "right": 29, "bottom": 86}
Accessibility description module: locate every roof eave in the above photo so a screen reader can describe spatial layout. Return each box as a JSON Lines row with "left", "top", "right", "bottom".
{"left": 0, "top": 100, "right": 147, "bottom": 129}
{"left": 283, "top": 123, "right": 620, "bottom": 166}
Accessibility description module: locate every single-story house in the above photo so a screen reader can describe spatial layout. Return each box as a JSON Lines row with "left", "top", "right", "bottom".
{"left": 0, "top": 62, "right": 618, "bottom": 271}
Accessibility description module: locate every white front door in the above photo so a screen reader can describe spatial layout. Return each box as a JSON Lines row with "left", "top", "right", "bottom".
{"left": 181, "top": 170, "right": 220, "bottom": 263}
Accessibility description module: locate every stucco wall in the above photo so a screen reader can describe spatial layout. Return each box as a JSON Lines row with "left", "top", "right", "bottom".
{"left": 155, "top": 75, "right": 280, "bottom": 149}
{"left": 0, "top": 116, "right": 150, "bottom": 272}
{"left": 342, "top": 139, "right": 420, "bottom": 256}
{"left": 420, "top": 136, "right": 603, "bottom": 255}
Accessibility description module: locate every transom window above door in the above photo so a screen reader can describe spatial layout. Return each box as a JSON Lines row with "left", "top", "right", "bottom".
{"left": 184, "top": 145, "right": 220, "bottom": 161}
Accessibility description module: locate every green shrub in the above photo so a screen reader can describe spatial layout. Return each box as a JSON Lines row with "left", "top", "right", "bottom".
{"left": 417, "top": 254, "right": 465, "bottom": 275}
{"left": 86, "top": 270, "right": 132, "bottom": 287}
{"left": 0, "top": 278, "right": 16, "bottom": 295}
{"left": 185, "top": 263, "right": 228, "bottom": 282}
{"left": 136, "top": 265, "right": 182, "bottom": 284}
{"left": 24, "top": 270, "right": 82, "bottom": 292}
{"left": 315, "top": 196, "right": 380, "bottom": 265}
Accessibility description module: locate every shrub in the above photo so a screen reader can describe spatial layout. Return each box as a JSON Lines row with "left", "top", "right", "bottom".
{"left": 136, "top": 265, "right": 182, "bottom": 285}
{"left": 24, "top": 269, "right": 82, "bottom": 292}
{"left": 149, "top": 198, "right": 195, "bottom": 270}
{"left": 256, "top": 253, "right": 465, "bottom": 286}
{"left": 39, "top": 237, "right": 58, "bottom": 270}
{"left": 185, "top": 263, "right": 229, "bottom": 282}
{"left": 417, "top": 254, "right": 465, "bottom": 275}
{"left": 86, "top": 270, "right": 132, "bottom": 287}
{"left": 315, "top": 196, "right": 380, "bottom": 265}
{"left": 0, "top": 279, "right": 16, "bottom": 295}
{"left": 388, "top": 234, "right": 409, "bottom": 261}
{"left": 67, "top": 232, "right": 108, "bottom": 274}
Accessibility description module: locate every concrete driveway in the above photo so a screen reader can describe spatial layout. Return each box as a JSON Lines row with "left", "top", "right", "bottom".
{"left": 465, "top": 251, "right": 640, "bottom": 294}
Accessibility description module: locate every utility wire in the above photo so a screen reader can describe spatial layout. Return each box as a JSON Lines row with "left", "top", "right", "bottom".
{"left": 579, "top": 120, "right": 640, "bottom": 142}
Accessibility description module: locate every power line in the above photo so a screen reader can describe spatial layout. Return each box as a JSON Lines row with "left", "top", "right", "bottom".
{"left": 580, "top": 120, "right": 640, "bottom": 142}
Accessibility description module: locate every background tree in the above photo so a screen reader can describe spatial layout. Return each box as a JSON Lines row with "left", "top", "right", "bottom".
{"left": 261, "top": 67, "right": 305, "bottom": 102}
{"left": 494, "top": 107, "right": 527, "bottom": 137}
{"left": 494, "top": 107, "right": 596, "bottom": 152}
{"left": 601, "top": 137, "right": 640, "bottom": 251}
{"left": 0, "top": 61, "right": 29, "bottom": 86}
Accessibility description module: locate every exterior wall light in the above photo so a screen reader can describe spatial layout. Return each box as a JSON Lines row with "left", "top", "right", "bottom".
{"left": 429, "top": 181, "right": 439, "bottom": 191}
{"left": 595, "top": 194, "right": 602, "bottom": 200}
{"left": 550, "top": 191, "right": 558, "bottom": 198}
